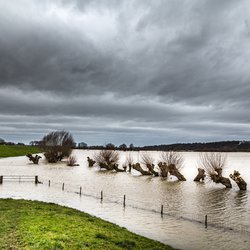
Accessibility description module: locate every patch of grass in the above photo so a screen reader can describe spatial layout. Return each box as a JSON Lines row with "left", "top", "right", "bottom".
{"left": 0, "top": 145, "right": 40, "bottom": 158}
{"left": 115, "top": 240, "right": 136, "bottom": 249}
{"left": 0, "top": 199, "right": 174, "bottom": 250}
{"left": 95, "top": 233, "right": 109, "bottom": 240}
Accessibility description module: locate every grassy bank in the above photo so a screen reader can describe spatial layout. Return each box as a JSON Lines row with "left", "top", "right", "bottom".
{"left": 0, "top": 199, "right": 174, "bottom": 250}
{"left": 0, "top": 145, "right": 40, "bottom": 158}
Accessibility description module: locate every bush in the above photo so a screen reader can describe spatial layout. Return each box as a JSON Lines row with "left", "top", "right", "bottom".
{"left": 67, "top": 155, "right": 77, "bottom": 166}
{"left": 40, "top": 131, "right": 75, "bottom": 163}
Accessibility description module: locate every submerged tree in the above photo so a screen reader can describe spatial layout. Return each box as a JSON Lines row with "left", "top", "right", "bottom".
{"left": 194, "top": 168, "right": 206, "bottom": 182}
{"left": 87, "top": 157, "right": 96, "bottom": 167}
{"left": 132, "top": 162, "right": 151, "bottom": 175}
{"left": 141, "top": 153, "right": 159, "bottom": 176}
{"left": 26, "top": 154, "right": 42, "bottom": 164}
{"left": 199, "top": 152, "right": 232, "bottom": 188}
{"left": 229, "top": 170, "right": 247, "bottom": 190}
{"left": 158, "top": 151, "right": 186, "bottom": 181}
{"left": 67, "top": 155, "right": 79, "bottom": 166}
{"left": 157, "top": 162, "right": 169, "bottom": 177}
{"left": 94, "top": 150, "right": 124, "bottom": 171}
{"left": 40, "top": 131, "right": 75, "bottom": 163}
{"left": 125, "top": 153, "right": 134, "bottom": 173}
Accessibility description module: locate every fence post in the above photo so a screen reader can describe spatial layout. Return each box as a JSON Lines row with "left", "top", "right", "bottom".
{"left": 123, "top": 195, "right": 126, "bottom": 207}
{"left": 0, "top": 176, "right": 3, "bottom": 184}
{"left": 161, "top": 205, "right": 164, "bottom": 217}
{"left": 48, "top": 180, "right": 50, "bottom": 187}
{"left": 101, "top": 190, "right": 103, "bottom": 202}
{"left": 205, "top": 215, "right": 208, "bottom": 228}
{"left": 80, "top": 186, "right": 82, "bottom": 196}
{"left": 62, "top": 183, "right": 64, "bottom": 191}
{"left": 35, "top": 176, "right": 38, "bottom": 184}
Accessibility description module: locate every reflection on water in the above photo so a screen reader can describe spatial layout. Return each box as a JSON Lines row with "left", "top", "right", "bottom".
{"left": 234, "top": 191, "right": 248, "bottom": 208}
{"left": 0, "top": 150, "right": 250, "bottom": 250}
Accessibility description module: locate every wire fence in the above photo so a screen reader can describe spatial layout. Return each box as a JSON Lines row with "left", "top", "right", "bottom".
{"left": 1, "top": 175, "right": 250, "bottom": 235}
{"left": 0, "top": 175, "right": 38, "bottom": 183}
{"left": 37, "top": 177, "right": 250, "bottom": 235}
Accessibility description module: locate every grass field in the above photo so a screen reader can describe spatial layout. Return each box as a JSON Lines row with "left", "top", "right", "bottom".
{"left": 0, "top": 199, "right": 174, "bottom": 250}
{"left": 0, "top": 145, "right": 40, "bottom": 158}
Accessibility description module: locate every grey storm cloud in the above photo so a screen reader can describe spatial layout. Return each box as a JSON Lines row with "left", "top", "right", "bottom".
{"left": 1, "top": 0, "right": 250, "bottom": 145}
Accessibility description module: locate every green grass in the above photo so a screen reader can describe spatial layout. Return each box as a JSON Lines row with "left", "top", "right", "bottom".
{"left": 0, "top": 199, "right": 174, "bottom": 250}
{"left": 0, "top": 145, "right": 40, "bottom": 158}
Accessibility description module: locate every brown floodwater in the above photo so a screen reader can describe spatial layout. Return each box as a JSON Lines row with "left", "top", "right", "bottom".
{"left": 0, "top": 150, "right": 250, "bottom": 250}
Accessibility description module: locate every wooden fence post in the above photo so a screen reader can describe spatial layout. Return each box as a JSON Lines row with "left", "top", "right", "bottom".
{"left": 123, "top": 195, "right": 126, "bottom": 207}
{"left": 101, "top": 190, "right": 103, "bottom": 202}
{"left": 0, "top": 176, "right": 3, "bottom": 184}
{"left": 62, "top": 183, "right": 64, "bottom": 191}
{"left": 48, "top": 180, "right": 50, "bottom": 187}
{"left": 35, "top": 176, "right": 38, "bottom": 184}
{"left": 80, "top": 186, "right": 82, "bottom": 196}
{"left": 205, "top": 215, "right": 208, "bottom": 228}
{"left": 161, "top": 205, "right": 164, "bottom": 217}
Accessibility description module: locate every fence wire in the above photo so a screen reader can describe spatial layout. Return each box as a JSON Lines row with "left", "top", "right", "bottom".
{"left": 1, "top": 175, "right": 249, "bottom": 235}
{"left": 35, "top": 177, "right": 250, "bottom": 235}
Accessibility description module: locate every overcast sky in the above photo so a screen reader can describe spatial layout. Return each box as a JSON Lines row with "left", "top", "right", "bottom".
{"left": 1, "top": 0, "right": 250, "bottom": 146}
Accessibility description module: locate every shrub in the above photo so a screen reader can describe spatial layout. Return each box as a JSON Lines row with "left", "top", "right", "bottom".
{"left": 40, "top": 131, "right": 75, "bottom": 163}
{"left": 67, "top": 155, "right": 77, "bottom": 166}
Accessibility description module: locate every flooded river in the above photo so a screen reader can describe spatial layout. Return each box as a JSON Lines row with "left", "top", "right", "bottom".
{"left": 0, "top": 150, "right": 250, "bottom": 250}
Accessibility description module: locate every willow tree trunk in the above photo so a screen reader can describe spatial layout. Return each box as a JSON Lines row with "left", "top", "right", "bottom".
{"left": 168, "top": 164, "right": 186, "bottom": 181}
{"left": 194, "top": 168, "right": 206, "bottom": 182}
{"left": 146, "top": 164, "right": 159, "bottom": 176}
{"left": 128, "top": 164, "right": 132, "bottom": 173}
{"left": 113, "top": 164, "right": 126, "bottom": 172}
{"left": 211, "top": 168, "right": 232, "bottom": 188}
{"left": 99, "top": 162, "right": 114, "bottom": 170}
{"left": 87, "top": 157, "right": 96, "bottom": 167}
{"left": 230, "top": 170, "right": 247, "bottom": 190}
{"left": 132, "top": 163, "right": 152, "bottom": 175}
{"left": 220, "top": 177, "right": 232, "bottom": 188}
{"left": 26, "top": 154, "right": 41, "bottom": 164}
{"left": 158, "top": 162, "right": 169, "bottom": 177}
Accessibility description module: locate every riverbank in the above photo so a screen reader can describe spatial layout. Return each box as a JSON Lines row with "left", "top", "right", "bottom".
{"left": 0, "top": 199, "right": 174, "bottom": 250}
{"left": 0, "top": 145, "right": 40, "bottom": 158}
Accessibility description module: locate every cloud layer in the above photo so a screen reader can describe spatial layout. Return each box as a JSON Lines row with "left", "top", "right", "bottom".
{"left": 1, "top": 0, "right": 250, "bottom": 145}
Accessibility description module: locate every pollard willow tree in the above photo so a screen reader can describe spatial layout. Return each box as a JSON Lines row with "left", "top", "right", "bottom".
{"left": 199, "top": 152, "right": 232, "bottom": 188}
{"left": 229, "top": 170, "right": 247, "bottom": 190}
{"left": 140, "top": 153, "right": 159, "bottom": 176}
{"left": 158, "top": 151, "right": 186, "bottom": 181}
{"left": 40, "top": 131, "right": 75, "bottom": 163}
{"left": 124, "top": 153, "right": 134, "bottom": 173}
{"left": 93, "top": 150, "right": 125, "bottom": 171}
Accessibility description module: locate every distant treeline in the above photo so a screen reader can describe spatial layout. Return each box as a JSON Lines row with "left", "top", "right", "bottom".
{"left": 2, "top": 137, "right": 250, "bottom": 152}
{"left": 0, "top": 138, "right": 25, "bottom": 146}
{"left": 140, "top": 141, "right": 250, "bottom": 152}
{"left": 85, "top": 141, "right": 250, "bottom": 152}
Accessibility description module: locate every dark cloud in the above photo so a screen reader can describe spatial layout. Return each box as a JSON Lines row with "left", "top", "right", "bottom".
{"left": 1, "top": 0, "right": 250, "bottom": 145}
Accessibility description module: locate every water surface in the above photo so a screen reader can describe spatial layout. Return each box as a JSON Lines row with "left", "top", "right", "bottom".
{"left": 0, "top": 150, "right": 250, "bottom": 250}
